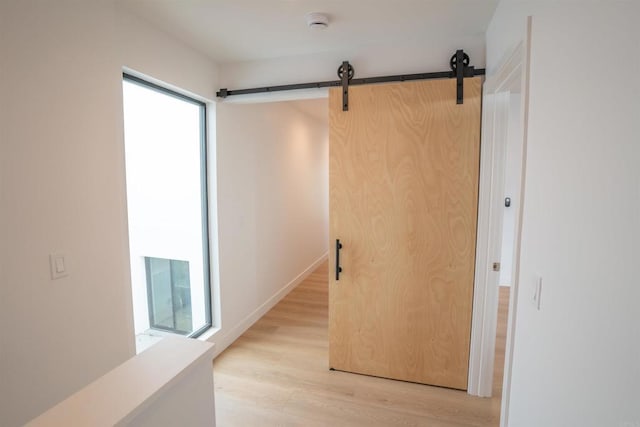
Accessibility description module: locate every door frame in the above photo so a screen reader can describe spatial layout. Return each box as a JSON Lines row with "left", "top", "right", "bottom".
{"left": 467, "top": 17, "right": 532, "bottom": 416}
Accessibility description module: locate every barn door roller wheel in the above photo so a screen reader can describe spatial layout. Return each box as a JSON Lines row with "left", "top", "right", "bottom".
{"left": 449, "top": 51, "right": 470, "bottom": 72}
{"left": 336, "top": 62, "right": 355, "bottom": 80}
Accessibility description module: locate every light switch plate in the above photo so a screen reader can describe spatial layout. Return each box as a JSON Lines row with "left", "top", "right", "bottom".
{"left": 50, "top": 254, "right": 68, "bottom": 280}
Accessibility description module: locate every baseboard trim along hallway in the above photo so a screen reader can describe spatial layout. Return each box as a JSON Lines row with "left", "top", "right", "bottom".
{"left": 211, "top": 252, "right": 329, "bottom": 358}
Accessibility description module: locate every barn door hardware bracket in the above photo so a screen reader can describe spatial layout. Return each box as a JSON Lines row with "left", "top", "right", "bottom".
{"left": 449, "top": 49, "right": 476, "bottom": 104}
{"left": 337, "top": 61, "right": 354, "bottom": 111}
{"left": 215, "top": 51, "right": 484, "bottom": 108}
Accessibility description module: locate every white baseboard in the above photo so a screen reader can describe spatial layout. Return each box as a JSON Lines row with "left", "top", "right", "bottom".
{"left": 210, "top": 252, "right": 328, "bottom": 358}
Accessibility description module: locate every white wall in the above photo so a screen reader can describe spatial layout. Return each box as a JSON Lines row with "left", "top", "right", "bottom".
{"left": 213, "top": 100, "right": 329, "bottom": 355}
{"left": 0, "top": 3, "right": 132, "bottom": 426}
{"left": 487, "top": 2, "right": 640, "bottom": 425}
{"left": 116, "top": 3, "right": 219, "bottom": 101}
{"left": 0, "top": 1, "right": 219, "bottom": 426}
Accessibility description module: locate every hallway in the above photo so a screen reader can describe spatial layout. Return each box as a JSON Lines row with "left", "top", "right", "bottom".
{"left": 213, "top": 262, "right": 507, "bottom": 426}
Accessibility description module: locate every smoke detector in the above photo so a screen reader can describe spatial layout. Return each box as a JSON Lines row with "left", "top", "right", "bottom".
{"left": 306, "top": 12, "right": 329, "bottom": 30}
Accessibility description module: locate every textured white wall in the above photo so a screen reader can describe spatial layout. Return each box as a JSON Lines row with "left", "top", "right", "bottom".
{"left": 214, "top": 100, "right": 329, "bottom": 354}
{"left": 487, "top": 2, "right": 640, "bottom": 425}
{"left": 0, "top": 1, "right": 219, "bottom": 425}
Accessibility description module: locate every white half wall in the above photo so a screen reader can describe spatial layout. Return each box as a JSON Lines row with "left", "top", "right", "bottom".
{"left": 24, "top": 337, "right": 216, "bottom": 427}
{"left": 0, "top": 1, "right": 219, "bottom": 426}
{"left": 487, "top": 2, "right": 640, "bottom": 426}
{"left": 213, "top": 100, "right": 329, "bottom": 356}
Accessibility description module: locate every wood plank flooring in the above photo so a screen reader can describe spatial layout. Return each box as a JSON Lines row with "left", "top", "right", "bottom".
{"left": 213, "top": 262, "right": 509, "bottom": 426}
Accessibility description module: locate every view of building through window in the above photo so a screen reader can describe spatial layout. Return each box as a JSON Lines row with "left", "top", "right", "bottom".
{"left": 146, "top": 256, "right": 193, "bottom": 334}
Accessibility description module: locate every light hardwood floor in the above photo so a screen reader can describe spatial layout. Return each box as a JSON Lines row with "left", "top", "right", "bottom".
{"left": 213, "top": 262, "right": 509, "bottom": 427}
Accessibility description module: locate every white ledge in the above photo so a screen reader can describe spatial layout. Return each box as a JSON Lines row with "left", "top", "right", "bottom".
{"left": 25, "top": 336, "right": 215, "bottom": 427}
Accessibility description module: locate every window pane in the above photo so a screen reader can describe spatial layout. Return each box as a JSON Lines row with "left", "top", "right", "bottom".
{"left": 123, "top": 76, "right": 211, "bottom": 340}
{"left": 147, "top": 257, "right": 173, "bottom": 330}
{"left": 170, "top": 259, "right": 193, "bottom": 332}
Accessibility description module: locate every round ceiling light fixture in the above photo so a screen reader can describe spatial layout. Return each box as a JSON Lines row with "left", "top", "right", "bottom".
{"left": 306, "top": 12, "right": 329, "bottom": 30}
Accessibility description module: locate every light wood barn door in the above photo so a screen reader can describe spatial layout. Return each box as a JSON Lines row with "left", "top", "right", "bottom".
{"left": 328, "top": 77, "right": 481, "bottom": 390}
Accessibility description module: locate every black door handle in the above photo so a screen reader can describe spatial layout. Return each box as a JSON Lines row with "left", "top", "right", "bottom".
{"left": 335, "top": 239, "right": 343, "bottom": 281}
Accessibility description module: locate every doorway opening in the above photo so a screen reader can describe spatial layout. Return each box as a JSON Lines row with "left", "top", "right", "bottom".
{"left": 468, "top": 24, "right": 531, "bottom": 427}
{"left": 493, "top": 88, "right": 523, "bottom": 402}
{"left": 122, "top": 74, "right": 212, "bottom": 353}
{"left": 498, "top": 91, "right": 523, "bottom": 289}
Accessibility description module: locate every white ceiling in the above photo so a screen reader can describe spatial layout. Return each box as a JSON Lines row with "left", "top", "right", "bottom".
{"left": 118, "top": 0, "right": 499, "bottom": 64}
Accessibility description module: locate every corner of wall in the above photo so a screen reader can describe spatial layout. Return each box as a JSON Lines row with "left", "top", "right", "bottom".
{"left": 115, "top": 3, "right": 221, "bottom": 100}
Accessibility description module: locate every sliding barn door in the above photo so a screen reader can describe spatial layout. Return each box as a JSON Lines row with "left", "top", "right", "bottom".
{"left": 328, "top": 77, "right": 481, "bottom": 390}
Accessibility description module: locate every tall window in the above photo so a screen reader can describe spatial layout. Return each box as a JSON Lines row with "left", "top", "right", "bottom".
{"left": 122, "top": 74, "right": 211, "bottom": 343}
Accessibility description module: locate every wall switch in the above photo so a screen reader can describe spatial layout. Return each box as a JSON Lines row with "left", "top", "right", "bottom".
{"left": 50, "top": 254, "right": 68, "bottom": 280}
{"left": 532, "top": 276, "right": 542, "bottom": 310}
